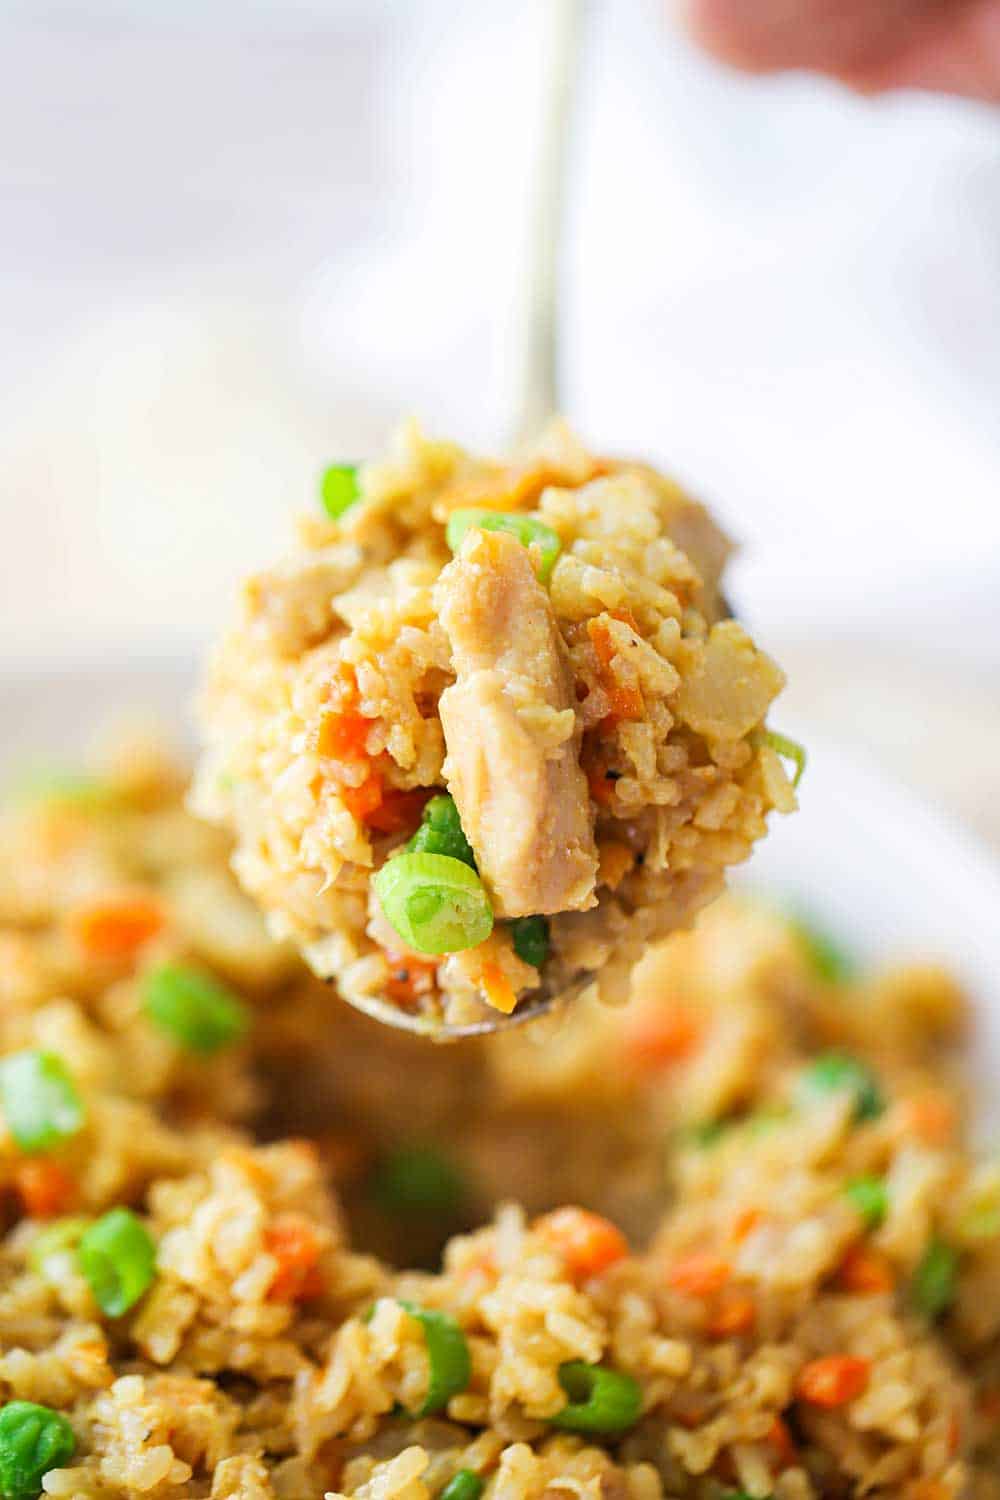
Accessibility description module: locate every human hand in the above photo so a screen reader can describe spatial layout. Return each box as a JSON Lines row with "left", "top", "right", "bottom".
{"left": 682, "top": 0, "right": 1000, "bottom": 102}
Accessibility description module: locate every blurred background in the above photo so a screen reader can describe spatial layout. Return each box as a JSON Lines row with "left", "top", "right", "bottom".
{"left": 2, "top": 0, "right": 998, "bottom": 842}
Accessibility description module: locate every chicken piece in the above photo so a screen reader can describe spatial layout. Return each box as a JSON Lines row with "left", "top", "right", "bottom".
{"left": 435, "top": 529, "right": 598, "bottom": 919}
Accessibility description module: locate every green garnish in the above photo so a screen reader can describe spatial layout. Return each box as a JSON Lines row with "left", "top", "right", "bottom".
{"left": 407, "top": 795, "right": 476, "bottom": 868}
{"left": 142, "top": 963, "right": 249, "bottom": 1055}
{"left": 78, "top": 1208, "right": 156, "bottom": 1317}
{"left": 0, "top": 1401, "right": 76, "bottom": 1500}
{"left": 12, "top": 769, "right": 116, "bottom": 814}
{"left": 398, "top": 1301, "right": 471, "bottom": 1415}
{"left": 679, "top": 1119, "right": 728, "bottom": 1149}
{"left": 912, "top": 1238, "right": 958, "bottom": 1321}
{"left": 789, "top": 912, "right": 856, "bottom": 984}
{"left": 28, "top": 1218, "right": 91, "bottom": 1280}
{"left": 439, "top": 1471, "right": 484, "bottom": 1500}
{"left": 0, "top": 1052, "right": 84, "bottom": 1154}
{"left": 759, "top": 729, "right": 807, "bottom": 788}
{"left": 373, "top": 852, "right": 493, "bottom": 956}
{"left": 844, "top": 1176, "right": 889, "bottom": 1231}
{"left": 798, "top": 1053, "right": 885, "bottom": 1124}
{"left": 320, "top": 464, "right": 361, "bottom": 520}
{"left": 548, "top": 1361, "right": 642, "bottom": 1433}
{"left": 446, "top": 509, "right": 562, "bottom": 582}
{"left": 370, "top": 1146, "right": 467, "bottom": 1215}
{"left": 509, "top": 915, "right": 550, "bottom": 970}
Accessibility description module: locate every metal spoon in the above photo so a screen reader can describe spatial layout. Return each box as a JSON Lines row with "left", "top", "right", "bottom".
{"left": 334, "top": 0, "right": 586, "bottom": 1040}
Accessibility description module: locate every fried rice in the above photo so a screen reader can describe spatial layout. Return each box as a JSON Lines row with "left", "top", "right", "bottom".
{"left": 0, "top": 734, "right": 995, "bottom": 1499}
{"left": 193, "top": 421, "right": 796, "bottom": 1027}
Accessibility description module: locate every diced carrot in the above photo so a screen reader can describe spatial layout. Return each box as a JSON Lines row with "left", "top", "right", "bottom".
{"left": 365, "top": 786, "right": 432, "bottom": 836}
{"left": 768, "top": 1416, "right": 797, "bottom": 1470}
{"left": 667, "top": 1251, "right": 732, "bottom": 1298}
{"left": 588, "top": 618, "right": 644, "bottom": 722}
{"left": 731, "top": 1208, "right": 763, "bottom": 1245}
{"left": 69, "top": 893, "right": 164, "bottom": 960}
{"left": 836, "top": 1244, "right": 895, "bottom": 1295}
{"left": 586, "top": 762, "right": 619, "bottom": 807}
{"left": 707, "top": 1291, "right": 755, "bottom": 1338}
{"left": 265, "top": 1214, "right": 324, "bottom": 1302}
{"left": 480, "top": 962, "right": 518, "bottom": 1015}
{"left": 13, "top": 1159, "right": 77, "bottom": 1219}
{"left": 384, "top": 953, "right": 439, "bottom": 1010}
{"left": 439, "top": 461, "right": 574, "bottom": 516}
{"left": 340, "top": 773, "right": 384, "bottom": 823}
{"left": 796, "top": 1355, "right": 870, "bottom": 1407}
{"left": 535, "top": 1206, "right": 630, "bottom": 1281}
{"left": 316, "top": 708, "right": 373, "bottom": 762}
{"left": 623, "top": 1006, "right": 702, "bottom": 1072}
{"left": 611, "top": 606, "right": 640, "bottom": 633}
{"left": 898, "top": 1090, "right": 957, "bottom": 1147}
{"left": 597, "top": 839, "right": 634, "bottom": 891}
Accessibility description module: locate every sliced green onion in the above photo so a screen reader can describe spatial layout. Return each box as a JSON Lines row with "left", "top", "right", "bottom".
{"left": 797, "top": 1053, "right": 885, "bottom": 1124}
{"left": 320, "top": 464, "right": 361, "bottom": 520}
{"left": 789, "top": 911, "right": 856, "bottom": 984}
{"left": 142, "top": 963, "right": 249, "bottom": 1055}
{"left": 912, "top": 1238, "right": 958, "bottom": 1321}
{"left": 0, "top": 1401, "right": 76, "bottom": 1500}
{"left": 446, "top": 509, "right": 562, "bottom": 582}
{"left": 408, "top": 795, "right": 476, "bottom": 869}
{"left": 759, "top": 730, "right": 807, "bottom": 788}
{"left": 28, "top": 1217, "right": 91, "bottom": 1280}
{"left": 370, "top": 1146, "right": 467, "bottom": 1215}
{"left": 374, "top": 852, "right": 493, "bottom": 956}
{"left": 0, "top": 1052, "right": 84, "bottom": 1154}
{"left": 439, "top": 1471, "right": 484, "bottom": 1500}
{"left": 844, "top": 1176, "right": 889, "bottom": 1231}
{"left": 398, "top": 1300, "right": 471, "bottom": 1415}
{"left": 548, "top": 1361, "right": 642, "bottom": 1433}
{"left": 509, "top": 915, "right": 550, "bottom": 970}
{"left": 78, "top": 1208, "right": 156, "bottom": 1317}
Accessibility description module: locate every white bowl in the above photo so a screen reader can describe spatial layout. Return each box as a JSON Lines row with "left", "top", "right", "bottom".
{"left": 5, "top": 659, "right": 999, "bottom": 1130}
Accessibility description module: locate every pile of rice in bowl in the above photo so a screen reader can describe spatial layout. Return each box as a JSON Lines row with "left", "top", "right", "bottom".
{"left": 194, "top": 422, "right": 798, "bottom": 1028}
{"left": 0, "top": 737, "right": 996, "bottom": 1499}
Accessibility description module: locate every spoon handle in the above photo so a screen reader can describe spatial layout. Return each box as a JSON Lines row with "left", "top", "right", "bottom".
{"left": 510, "top": 0, "right": 585, "bottom": 446}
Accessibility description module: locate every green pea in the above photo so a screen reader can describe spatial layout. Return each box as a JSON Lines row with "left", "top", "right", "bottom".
{"left": 0, "top": 1401, "right": 76, "bottom": 1500}
{"left": 370, "top": 1147, "right": 467, "bottom": 1215}
{"left": 509, "top": 915, "right": 550, "bottom": 970}
{"left": 142, "top": 963, "right": 249, "bottom": 1055}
